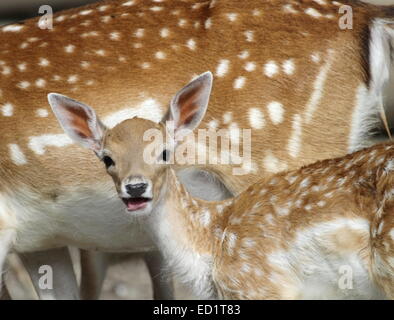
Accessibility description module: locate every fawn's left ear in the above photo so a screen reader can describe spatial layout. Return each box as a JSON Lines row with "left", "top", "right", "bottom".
{"left": 48, "top": 93, "right": 107, "bottom": 152}
{"left": 163, "top": 71, "right": 213, "bottom": 140}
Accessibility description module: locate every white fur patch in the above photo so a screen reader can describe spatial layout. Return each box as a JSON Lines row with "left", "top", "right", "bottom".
{"left": 282, "top": 59, "right": 295, "bottom": 75}
{"left": 264, "top": 61, "right": 278, "bottom": 78}
{"left": 8, "top": 144, "right": 27, "bottom": 165}
{"left": 36, "top": 109, "right": 49, "bottom": 117}
{"left": 1, "top": 103, "right": 13, "bottom": 116}
{"left": 348, "top": 84, "right": 374, "bottom": 152}
{"left": 244, "top": 61, "right": 256, "bottom": 72}
{"left": 248, "top": 108, "right": 265, "bottom": 129}
{"left": 28, "top": 134, "right": 73, "bottom": 155}
{"left": 267, "top": 101, "right": 284, "bottom": 125}
{"left": 283, "top": 4, "right": 298, "bottom": 14}
{"left": 263, "top": 151, "right": 288, "bottom": 173}
{"left": 216, "top": 59, "right": 230, "bottom": 77}
{"left": 305, "top": 8, "right": 322, "bottom": 18}
{"left": 288, "top": 114, "right": 302, "bottom": 158}
{"left": 103, "top": 98, "right": 163, "bottom": 128}
{"left": 2, "top": 24, "right": 24, "bottom": 32}
{"left": 233, "top": 76, "right": 246, "bottom": 89}
{"left": 122, "top": 0, "right": 135, "bottom": 6}
{"left": 304, "top": 50, "right": 335, "bottom": 123}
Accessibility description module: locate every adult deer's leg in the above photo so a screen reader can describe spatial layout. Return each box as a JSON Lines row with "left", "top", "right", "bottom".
{"left": 0, "top": 229, "right": 15, "bottom": 298}
{"left": 0, "top": 281, "right": 11, "bottom": 300}
{"left": 144, "top": 251, "right": 174, "bottom": 300}
{"left": 80, "top": 250, "right": 109, "bottom": 300}
{"left": 20, "top": 247, "right": 80, "bottom": 300}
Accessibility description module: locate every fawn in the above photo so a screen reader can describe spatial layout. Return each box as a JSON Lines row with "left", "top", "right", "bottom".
{"left": 50, "top": 72, "right": 393, "bottom": 299}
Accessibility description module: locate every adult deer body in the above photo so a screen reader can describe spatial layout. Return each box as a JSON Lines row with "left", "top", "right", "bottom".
{"left": 52, "top": 73, "right": 394, "bottom": 299}
{"left": 1, "top": 0, "right": 394, "bottom": 298}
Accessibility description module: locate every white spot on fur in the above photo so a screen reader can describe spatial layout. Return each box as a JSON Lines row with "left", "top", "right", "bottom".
{"left": 304, "top": 50, "right": 335, "bottom": 123}
{"left": 81, "top": 61, "right": 90, "bottom": 69}
{"left": 67, "top": 75, "right": 78, "bottom": 83}
{"left": 178, "top": 19, "right": 187, "bottom": 27}
{"left": 8, "top": 144, "right": 27, "bottom": 165}
{"left": 17, "top": 81, "right": 30, "bottom": 89}
{"left": 204, "top": 18, "right": 212, "bottom": 29}
{"left": 263, "top": 151, "right": 288, "bottom": 173}
{"left": 65, "top": 44, "right": 75, "bottom": 53}
{"left": 3, "top": 24, "right": 24, "bottom": 32}
{"left": 103, "top": 99, "right": 163, "bottom": 128}
{"left": 200, "top": 209, "right": 211, "bottom": 227}
{"left": 160, "top": 28, "right": 170, "bottom": 38}
{"left": 264, "top": 61, "right": 278, "bottom": 78}
{"left": 140, "top": 62, "right": 151, "bottom": 69}
{"left": 1, "top": 103, "right": 13, "bottom": 116}
{"left": 389, "top": 228, "right": 394, "bottom": 241}
{"left": 38, "top": 58, "right": 50, "bottom": 67}
{"left": 283, "top": 4, "right": 298, "bottom": 14}
{"left": 252, "top": 9, "right": 261, "bottom": 16}
{"left": 244, "top": 30, "right": 254, "bottom": 42}
{"left": 313, "top": 0, "right": 327, "bottom": 5}
{"left": 36, "top": 108, "right": 49, "bottom": 117}
{"left": 288, "top": 114, "right": 302, "bottom": 158}
{"left": 305, "top": 8, "right": 322, "bottom": 18}
{"left": 187, "top": 38, "right": 196, "bottom": 50}
{"left": 79, "top": 9, "right": 93, "bottom": 15}
{"left": 216, "top": 59, "right": 230, "bottom": 77}
{"left": 226, "top": 232, "right": 237, "bottom": 255}
{"left": 28, "top": 134, "right": 74, "bottom": 155}
{"left": 267, "top": 101, "right": 284, "bottom": 125}
{"left": 283, "top": 59, "right": 295, "bottom": 75}
{"left": 248, "top": 108, "right": 265, "bottom": 129}
{"left": 244, "top": 61, "right": 256, "bottom": 72}
{"left": 234, "top": 76, "right": 246, "bottom": 89}
{"left": 311, "top": 52, "right": 321, "bottom": 63}
{"left": 238, "top": 50, "right": 250, "bottom": 60}
{"left": 226, "top": 13, "right": 238, "bottom": 22}
{"left": 317, "top": 200, "right": 326, "bottom": 208}
{"left": 122, "top": 0, "right": 135, "bottom": 6}
{"left": 223, "top": 111, "right": 232, "bottom": 124}
{"left": 17, "top": 63, "right": 27, "bottom": 72}
{"left": 134, "top": 28, "right": 144, "bottom": 38}
{"left": 150, "top": 6, "right": 164, "bottom": 12}
{"left": 109, "top": 32, "right": 121, "bottom": 40}
{"left": 155, "top": 51, "right": 166, "bottom": 59}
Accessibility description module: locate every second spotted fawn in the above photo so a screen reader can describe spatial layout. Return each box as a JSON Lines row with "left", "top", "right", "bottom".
{"left": 50, "top": 72, "right": 394, "bottom": 299}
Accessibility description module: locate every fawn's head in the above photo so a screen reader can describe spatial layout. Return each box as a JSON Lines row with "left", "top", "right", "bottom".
{"left": 48, "top": 72, "right": 213, "bottom": 215}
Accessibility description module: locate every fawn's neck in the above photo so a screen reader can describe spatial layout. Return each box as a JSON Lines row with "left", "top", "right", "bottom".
{"left": 148, "top": 168, "right": 232, "bottom": 298}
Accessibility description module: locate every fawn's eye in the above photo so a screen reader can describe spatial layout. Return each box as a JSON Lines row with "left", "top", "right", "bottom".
{"left": 103, "top": 156, "right": 115, "bottom": 168}
{"left": 161, "top": 149, "right": 170, "bottom": 162}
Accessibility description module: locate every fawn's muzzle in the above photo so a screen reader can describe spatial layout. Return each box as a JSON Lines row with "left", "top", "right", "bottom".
{"left": 125, "top": 183, "right": 147, "bottom": 197}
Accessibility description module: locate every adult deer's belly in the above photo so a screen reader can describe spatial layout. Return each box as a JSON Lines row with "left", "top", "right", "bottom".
{"left": 7, "top": 184, "right": 155, "bottom": 253}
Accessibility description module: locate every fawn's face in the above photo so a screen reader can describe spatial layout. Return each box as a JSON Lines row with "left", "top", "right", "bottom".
{"left": 49, "top": 72, "right": 213, "bottom": 216}
{"left": 100, "top": 118, "right": 169, "bottom": 214}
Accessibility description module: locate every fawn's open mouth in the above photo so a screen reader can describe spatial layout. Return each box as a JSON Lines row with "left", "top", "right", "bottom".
{"left": 122, "top": 197, "right": 152, "bottom": 211}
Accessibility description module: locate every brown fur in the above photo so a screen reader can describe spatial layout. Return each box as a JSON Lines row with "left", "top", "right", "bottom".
{"left": 0, "top": 0, "right": 389, "bottom": 196}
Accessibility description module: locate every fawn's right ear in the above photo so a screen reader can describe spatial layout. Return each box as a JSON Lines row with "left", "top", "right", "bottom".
{"left": 48, "top": 93, "right": 106, "bottom": 152}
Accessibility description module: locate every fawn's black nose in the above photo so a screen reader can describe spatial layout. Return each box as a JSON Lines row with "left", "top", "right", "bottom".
{"left": 125, "top": 183, "right": 147, "bottom": 197}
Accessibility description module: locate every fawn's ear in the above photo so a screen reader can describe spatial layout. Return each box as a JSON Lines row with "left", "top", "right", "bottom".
{"left": 48, "top": 93, "right": 106, "bottom": 152}
{"left": 163, "top": 71, "right": 213, "bottom": 140}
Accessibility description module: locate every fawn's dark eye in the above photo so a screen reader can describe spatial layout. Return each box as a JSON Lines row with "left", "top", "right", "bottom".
{"left": 103, "top": 156, "right": 115, "bottom": 168}
{"left": 161, "top": 149, "right": 170, "bottom": 162}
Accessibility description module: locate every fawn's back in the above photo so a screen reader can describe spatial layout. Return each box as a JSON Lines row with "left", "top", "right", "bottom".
{"left": 214, "top": 142, "right": 394, "bottom": 299}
